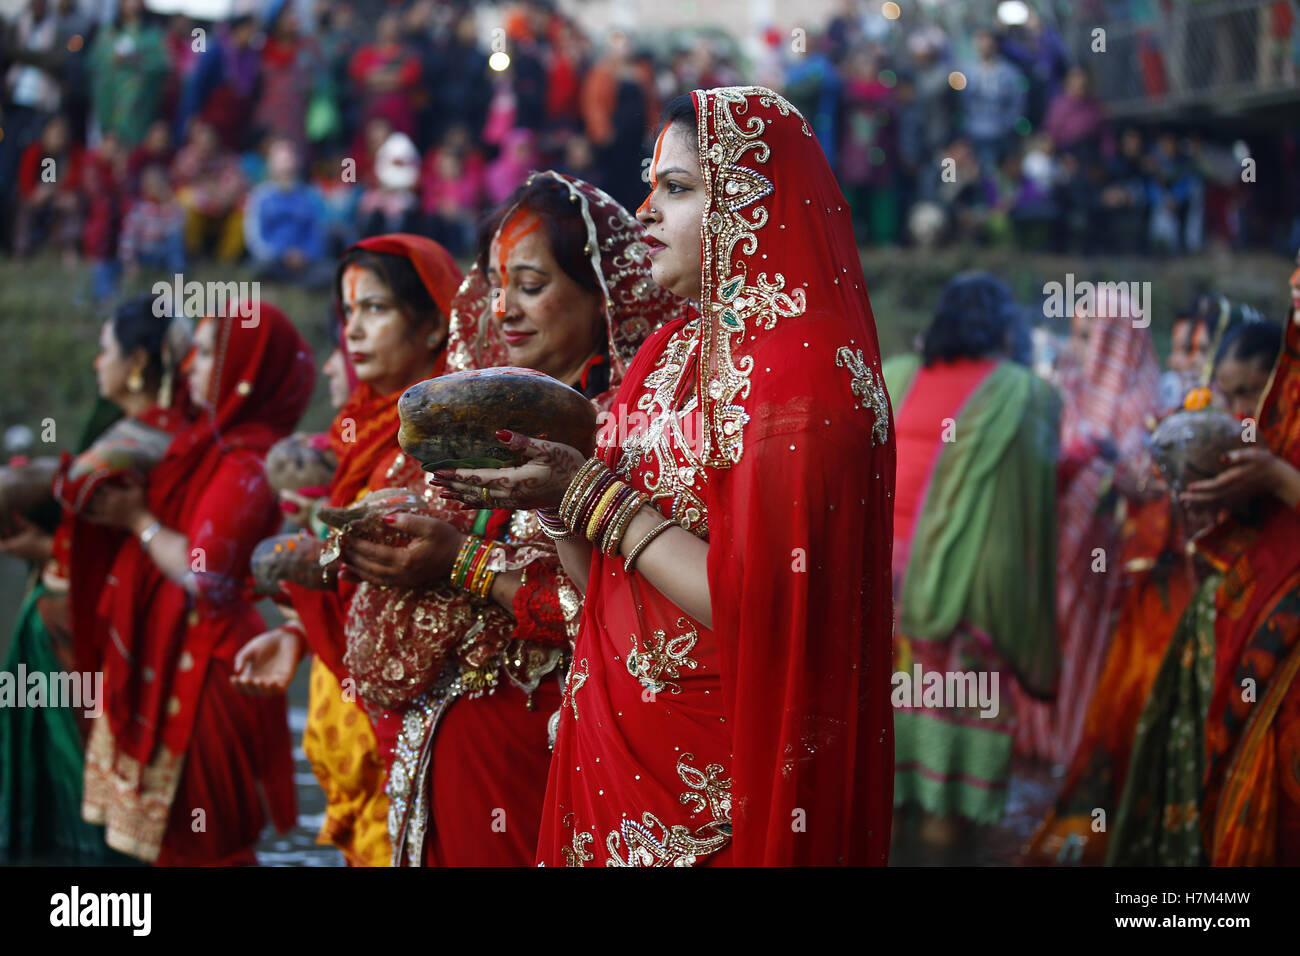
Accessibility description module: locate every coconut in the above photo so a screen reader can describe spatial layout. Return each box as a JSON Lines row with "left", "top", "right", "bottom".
{"left": 1149, "top": 409, "right": 1245, "bottom": 491}
{"left": 397, "top": 367, "right": 597, "bottom": 471}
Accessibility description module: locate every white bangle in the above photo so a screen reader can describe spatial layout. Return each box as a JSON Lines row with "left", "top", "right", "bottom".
{"left": 138, "top": 520, "right": 162, "bottom": 548}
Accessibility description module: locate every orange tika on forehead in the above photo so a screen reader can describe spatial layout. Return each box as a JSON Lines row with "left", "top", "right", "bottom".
{"left": 490, "top": 209, "right": 543, "bottom": 316}
{"left": 341, "top": 263, "right": 367, "bottom": 304}
{"left": 635, "top": 126, "right": 670, "bottom": 219}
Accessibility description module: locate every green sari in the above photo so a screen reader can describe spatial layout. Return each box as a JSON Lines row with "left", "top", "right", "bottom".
{"left": 1106, "top": 574, "right": 1218, "bottom": 866}
{"left": 0, "top": 583, "right": 118, "bottom": 862}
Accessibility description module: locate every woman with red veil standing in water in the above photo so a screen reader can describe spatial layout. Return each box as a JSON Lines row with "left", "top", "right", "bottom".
{"left": 78, "top": 305, "right": 315, "bottom": 864}
{"left": 438, "top": 87, "right": 896, "bottom": 866}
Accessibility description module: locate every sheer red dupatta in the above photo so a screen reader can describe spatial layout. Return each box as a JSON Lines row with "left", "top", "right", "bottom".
{"left": 286, "top": 234, "right": 462, "bottom": 676}
{"left": 693, "top": 89, "right": 894, "bottom": 865}
{"left": 553, "top": 89, "right": 895, "bottom": 865}
{"left": 100, "top": 304, "right": 315, "bottom": 769}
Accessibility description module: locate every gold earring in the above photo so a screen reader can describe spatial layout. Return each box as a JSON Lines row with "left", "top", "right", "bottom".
{"left": 127, "top": 369, "right": 144, "bottom": 393}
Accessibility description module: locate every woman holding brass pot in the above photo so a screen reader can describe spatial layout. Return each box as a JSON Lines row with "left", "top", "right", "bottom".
{"left": 436, "top": 89, "right": 896, "bottom": 866}
{"left": 235, "top": 181, "right": 677, "bottom": 866}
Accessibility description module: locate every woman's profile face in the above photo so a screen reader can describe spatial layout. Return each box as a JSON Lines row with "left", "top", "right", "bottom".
{"left": 94, "top": 320, "right": 133, "bottom": 403}
{"left": 1212, "top": 354, "right": 1272, "bottom": 419}
{"left": 637, "top": 122, "right": 705, "bottom": 301}
{"left": 340, "top": 264, "right": 439, "bottom": 395}
{"left": 323, "top": 346, "right": 351, "bottom": 409}
{"left": 488, "top": 211, "right": 604, "bottom": 385}
{"left": 187, "top": 318, "right": 217, "bottom": 408}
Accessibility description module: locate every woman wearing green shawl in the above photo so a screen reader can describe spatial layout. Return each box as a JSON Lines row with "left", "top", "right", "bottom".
{"left": 887, "top": 273, "right": 1060, "bottom": 852}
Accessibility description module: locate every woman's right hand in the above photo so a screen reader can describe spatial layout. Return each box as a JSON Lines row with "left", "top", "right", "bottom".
{"left": 0, "top": 513, "right": 54, "bottom": 564}
{"left": 232, "top": 627, "right": 303, "bottom": 697}
{"left": 431, "top": 430, "right": 586, "bottom": 511}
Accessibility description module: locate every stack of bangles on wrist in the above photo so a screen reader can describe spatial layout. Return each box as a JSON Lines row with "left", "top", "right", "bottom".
{"left": 450, "top": 535, "right": 498, "bottom": 599}
{"left": 537, "top": 458, "right": 681, "bottom": 572}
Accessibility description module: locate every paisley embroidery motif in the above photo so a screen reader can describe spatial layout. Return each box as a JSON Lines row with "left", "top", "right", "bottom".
{"left": 835, "top": 346, "right": 890, "bottom": 446}
{"left": 562, "top": 657, "right": 589, "bottom": 721}
{"left": 626, "top": 617, "right": 700, "bottom": 695}
{"left": 601, "top": 754, "right": 733, "bottom": 867}
{"left": 561, "top": 824, "right": 595, "bottom": 866}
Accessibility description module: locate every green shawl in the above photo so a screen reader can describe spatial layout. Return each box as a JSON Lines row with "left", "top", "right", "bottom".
{"left": 885, "top": 354, "right": 1061, "bottom": 696}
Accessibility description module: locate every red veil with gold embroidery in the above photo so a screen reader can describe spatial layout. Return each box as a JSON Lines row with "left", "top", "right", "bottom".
{"left": 538, "top": 87, "right": 895, "bottom": 866}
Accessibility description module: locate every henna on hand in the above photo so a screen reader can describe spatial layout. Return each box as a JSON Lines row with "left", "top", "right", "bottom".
{"left": 431, "top": 430, "right": 586, "bottom": 511}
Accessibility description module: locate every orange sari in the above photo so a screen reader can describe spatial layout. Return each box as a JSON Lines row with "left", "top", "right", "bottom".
{"left": 1199, "top": 308, "right": 1300, "bottom": 864}
{"left": 1024, "top": 494, "right": 1198, "bottom": 864}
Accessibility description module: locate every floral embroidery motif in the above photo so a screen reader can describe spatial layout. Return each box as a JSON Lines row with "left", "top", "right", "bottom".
{"left": 562, "top": 657, "right": 589, "bottom": 721}
{"left": 614, "top": 320, "right": 711, "bottom": 534}
{"left": 555, "top": 577, "right": 583, "bottom": 640}
{"left": 835, "top": 346, "right": 890, "bottom": 446}
{"left": 602, "top": 754, "right": 733, "bottom": 867}
{"left": 626, "top": 618, "right": 700, "bottom": 695}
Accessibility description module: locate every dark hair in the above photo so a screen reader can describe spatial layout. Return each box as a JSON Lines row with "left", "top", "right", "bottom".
{"left": 1214, "top": 318, "right": 1283, "bottom": 372}
{"left": 475, "top": 176, "right": 610, "bottom": 397}
{"left": 335, "top": 248, "right": 440, "bottom": 335}
{"left": 661, "top": 93, "right": 698, "bottom": 140}
{"left": 922, "top": 272, "right": 1018, "bottom": 366}
{"left": 110, "top": 293, "right": 173, "bottom": 386}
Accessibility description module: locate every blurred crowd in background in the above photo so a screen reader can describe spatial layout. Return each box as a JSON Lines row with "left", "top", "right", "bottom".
{"left": 3, "top": 0, "right": 1299, "bottom": 302}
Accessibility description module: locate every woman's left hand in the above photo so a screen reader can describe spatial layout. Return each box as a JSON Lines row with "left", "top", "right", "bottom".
{"left": 339, "top": 512, "right": 466, "bottom": 589}
{"left": 431, "top": 430, "right": 586, "bottom": 511}
{"left": 1180, "top": 447, "right": 1284, "bottom": 509}
{"left": 82, "top": 476, "right": 149, "bottom": 531}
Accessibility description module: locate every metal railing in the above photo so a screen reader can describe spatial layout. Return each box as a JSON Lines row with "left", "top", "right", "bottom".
{"left": 1061, "top": 0, "right": 1300, "bottom": 115}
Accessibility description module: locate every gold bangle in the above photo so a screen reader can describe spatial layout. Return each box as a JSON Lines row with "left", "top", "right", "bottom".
{"left": 623, "top": 517, "right": 678, "bottom": 573}
{"left": 585, "top": 480, "right": 624, "bottom": 542}
{"left": 564, "top": 472, "right": 602, "bottom": 528}
{"left": 561, "top": 458, "right": 607, "bottom": 528}
{"left": 603, "top": 491, "right": 645, "bottom": 556}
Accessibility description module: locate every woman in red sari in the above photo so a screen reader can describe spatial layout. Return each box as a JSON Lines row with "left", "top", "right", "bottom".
{"left": 77, "top": 303, "right": 314, "bottom": 864}
{"left": 1, "top": 295, "right": 186, "bottom": 862}
{"left": 238, "top": 176, "right": 677, "bottom": 866}
{"left": 438, "top": 87, "right": 896, "bottom": 866}
{"left": 235, "top": 234, "right": 462, "bottom": 867}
